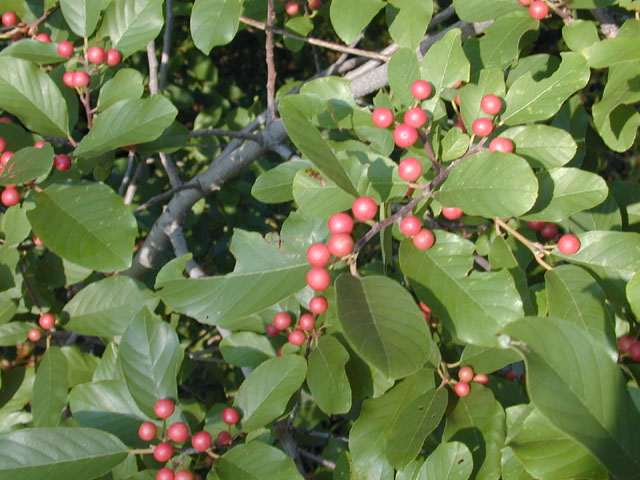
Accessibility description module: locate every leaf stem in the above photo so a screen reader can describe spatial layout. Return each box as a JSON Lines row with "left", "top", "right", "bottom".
{"left": 494, "top": 217, "right": 554, "bottom": 271}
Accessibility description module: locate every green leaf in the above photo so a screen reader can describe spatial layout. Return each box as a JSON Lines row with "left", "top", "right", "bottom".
{"left": 63, "top": 276, "right": 159, "bottom": 338}
{"left": 386, "top": 0, "right": 433, "bottom": 50}
{"left": 459, "top": 67, "right": 506, "bottom": 133}
{"left": 443, "top": 386, "right": 506, "bottom": 480}
{"left": 335, "top": 273, "right": 434, "bottom": 381}
{"left": 0, "top": 57, "right": 69, "bottom": 137}
{"left": 119, "top": 310, "right": 182, "bottom": 417}
{"left": 0, "top": 39, "right": 66, "bottom": 64}
{"left": 292, "top": 167, "right": 354, "bottom": 218}
{"left": 307, "top": 335, "right": 352, "bottom": 415}
{"left": 330, "top": 0, "right": 385, "bottom": 45}
{"left": 0, "top": 322, "right": 34, "bottom": 346}
{"left": 60, "top": 0, "right": 101, "bottom": 36}
{"left": 385, "top": 388, "right": 448, "bottom": 469}
{"left": 0, "top": 427, "right": 128, "bottom": 480}
{"left": 502, "top": 317, "right": 640, "bottom": 479}
{"left": 234, "top": 355, "right": 307, "bottom": 432}
{"left": 436, "top": 152, "right": 538, "bottom": 218}
{"left": 97, "top": 69, "right": 144, "bottom": 111}
{"left": 60, "top": 346, "right": 99, "bottom": 388}
{"left": 32, "top": 347, "right": 67, "bottom": 427}
{"left": 219, "top": 331, "right": 276, "bottom": 367}
{"left": 190, "top": 0, "right": 241, "bottom": 54}
{"left": 583, "top": 35, "right": 640, "bottom": 68}
{"left": 0, "top": 367, "right": 34, "bottom": 417}
{"left": 157, "top": 230, "right": 309, "bottom": 327}
{"left": 280, "top": 95, "right": 359, "bottom": 197}
{"left": 215, "top": 441, "right": 303, "bottom": 479}
{"left": 100, "top": 0, "right": 164, "bottom": 58}
{"left": 440, "top": 127, "right": 469, "bottom": 162}
{"left": 74, "top": 96, "right": 177, "bottom": 158}
{"left": 388, "top": 49, "right": 420, "bottom": 107}
{"left": 399, "top": 235, "right": 524, "bottom": 347}
{"left": 626, "top": 270, "right": 640, "bottom": 319}
{"left": 501, "top": 448, "right": 533, "bottom": 480}
{"left": 500, "top": 125, "right": 577, "bottom": 168}
{"left": 27, "top": 182, "right": 138, "bottom": 272}
{"left": 562, "top": 20, "right": 600, "bottom": 52}
{"left": 0, "top": 144, "right": 54, "bottom": 186}
{"left": 460, "top": 345, "right": 521, "bottom": 374}
{"left": 1, "top": 205, "right": 32, "bottom": 247}
{"left": 502, "top": 53, "right": 590, "bottom": 125}
{"left": 522, "top": 168, "right": 608, "bottom": 222}
{"left": 251, "top": 158, "right": 310, "bottom": 204}
{"left": 419, "top": 441, "right": 473, "bottom": 480}
{"left": 283, "top": 15, "right": 313, "bottom": 52}
{"left": 451, "top": 0, "right": 520, "bottom": 21}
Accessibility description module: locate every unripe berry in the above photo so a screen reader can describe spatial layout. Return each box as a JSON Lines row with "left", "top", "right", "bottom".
{"left": 403, "top": 107, "right": 427, "bottom": 129}
{"left": 372, "top": 107, "right": 394, "bottom": 128}
{"left": 458, "top": 366, "right": 474, "bottom": 383}
{"left": 63, "top": 71, "right": 76, "bottom": 87}
{"left": 630, "top": 342, "right": 640, "bottom": 361}
{"left": 529, "top": 1, "right": 549, "bottom": 19}
{"left": 618, "top": 336, "right": 636, "bottom": 354}
{"left": 221, "top": 407, "right": 239, "bottom": 425}
{"left": 307, "top": 243, "right": 330, "bottom": 267}
{"left": 35, "top": 33, "right": 51, "bottom": 43}
{"left": 527, "top": 221, "right": 545, "bottom": 230}
{"left": 472, "top": 117, "right": 494, "bottom": 137}
{"left": 309, "top": 296, "right": 328, "bottom": 314}
{"left": 473, "top": 373, "right": 489, "bottom": 385}
{"left": 400, "top": 216, "right": 422, "bottom": 237}
{"left": 306, "top": 267, "right": 331, "bottom": 291}
{"left": 168, "top": 422, "right": 189, "bottom": 443}
{"left": 39, "top": 312, "right": 55, "bottom": 329}
{"left": 106, "top": 49, "right": 122, "bottom": 66}
{"left": 298, "top": 313, "right": 315, "bottom": 331}
{"left": 156, "top": 468, "right": 175, "bottom": 480}
{"left": 454, "top": 382, "right": 471, "bottom": 397}
{"left": 73, "top": 71, "right": 90, "bottom": 87}
{"left": 266, "top": 324, "right": 279, "bottom": 337}
{"left": 398, "top": 157, "right": 422, "bottom": 182}
{"left": 153, "top": 443, "right": 174, "bottom": 463}
{"left": 352, "top": 196, "right": 377, "bottom": 222}
{"left": 285, "top": 1, "right": 299, "bottom": 15}
{"left": 480, "top": 94, "right": 502, "bottom": 115}
{"left": 489, "top": 137, "right": 513, "bottom": 153}
{"left": 28, "top": 327, "right": 42, "bottom": 342}
{"left": 54, "top": 154, "right": 71, "bottom": 171}
{"left": 217, "top": 431, "right": 231, "bottom": 445}
{"left": 288, "top": 329, "right": 306, "bottom": 346}
{"left": 57, "top": 41, "right": 74, "bottom": 57}
{"left": 393, "top": 124, "right": 418, "bottom": 148}
{"left": 87, "top": 46, "right": 106, "bottom": 64}
{"left": 328, "top": 233, "right": 354, "bottom": 257}
{"left": 154, "top": 398, "right": 175, "bottom": 419}
{"left": 1, "top": 12, "right": 17, "bottom": 26}
{"left": 557, "top": 234, "right": 580, "bottom": 255}
{"left": 540, "top": 223, "right": 558, "bottom": 239}
{"left": 413, "top": 229, "right": 435, "bottom": 250}
{"left": 328, "top": 212, "right": 353, "bottom": 234}
{"left": 138, "top": 421, "right": 157, "bottom": 441}
{"left": 190, "top": 431, "right": 212, "bottom": 451}
{"left": 1, "top": 188, "right": 19, "bottom": 207}
{"left": 441, "top": 207, "right": 463, "bottom": 220}
{"left": 411, "top": 80, "right": 432, "bottom": 100}
{"left": 273, "top": 312, "right": 292, "bottom": 330}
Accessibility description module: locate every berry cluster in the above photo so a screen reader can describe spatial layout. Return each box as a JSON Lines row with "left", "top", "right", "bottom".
{"left": 527, "top": 221, "right": 581, "bottom": 255}
{"left": 517, "top": 0, "right": 549, "bottom": 20}
{"left": 618, "top": 335, "right": 640, "bottom": 362}
{"left": 27, "top": 312, "right": 56, "bottom": 342}
{"left": 61, "top": 44, "right": 121, "bottom": 89}
{"left": 453, "top": 366, "right": 489, "bottom": 397}
{"left": 284, "top": 0, "right": 321, "bottom": 15}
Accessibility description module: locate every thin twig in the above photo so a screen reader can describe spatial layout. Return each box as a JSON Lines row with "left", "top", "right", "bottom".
{"left": 266, "top": 0, "right": 276, "bottom": 121}
{"left": 494, "top": 218, "right": 553, "bottom": 271}
{"left": 293, "top": 428, "right": 349, "bottom": 443}
{"left": 299, "top": 449, "right": 336, "bottom": 470}
{"left": 118, "top": 151, "right": 135, "bottom": 196}
{"left": 134, "top": 184, "right": 200, "bottom": 213}
{"left": 146, "top": 41, "right": 159, "bottom": 95}
{"left": 124, "top": 159, "right": 145, "bottom": 205}
{"left": 159, "top": 0, "right": 174, "bottom": 90}
{"left": 190, "top": 128, "right": 263, "bottom": 142}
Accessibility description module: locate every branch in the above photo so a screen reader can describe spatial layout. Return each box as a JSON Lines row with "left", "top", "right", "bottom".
{"left": 190, "top": 128, "right": 263, "bottom": 142}
{"left": 299, "top": 449, "right": 336, "bottom": 470}
{"left": 159, "top": 0, "right": 174, "bottom": 90}
{"left": 266, "top": 0, "right": 277, "bottom": 121}
{"left": 134, "top": 184, "right": 200, "bottom": 214}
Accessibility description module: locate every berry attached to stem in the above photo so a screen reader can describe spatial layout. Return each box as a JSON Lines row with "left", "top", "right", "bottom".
{"left": 306, "top": 267, "right": 331, "bottom": 291}
{"left": 529, "top": 0, "right": 549, "bottom": 19}
{"left": 288, "top": 329, "right": 306, "bottom": 346}
{"left": 191, "top": 431, "right": 212, "bottom": 452}
{"left": 154, "top": 398, "right": 175, "bottom": 419}
{"left": 138, "top": 421, "right": 157, "bottom": 441}
{"left": 557, "top": 234, "right": 580, "bottom": 255}
{"left": 472, "top": 117, "right": 494, "bottom": 137}
{"left": 153, "top": 443, "right": 174, "bottom": 462}
{"left": 273, "top": 312, "right": 292, "bottom": 330}
{"left": 480, "top": 94, "right": 502, "bottom": 115}
{"left": 411, "top": 80, "right": 432, "bottom": 100}
{"left": 371, "top": 107, "right": 394, "bottom": 128}
{"left": 400, "top": 216, "right": 422, "bottom": 237}
{"left": 328, "top": 212, "right": 353, "bottom": 234}
{"left": 413, "top": 229, "right": 435, "bottom": 250}
{"left": 39, "top": 312, "right": 55, "bottom": 329}
{"left": 309, "top": 296, "right": 328, "bottom": 314}
{"left": 328, "top": 233, "right": 354, "bottom": 257}
{"left": 167, "top": 422, "right": 189, "bottom": 443}
{"left": 398, "top": 157, "right": 422, "bottom": 182}
{"left": 221, "top": 407, "right": 239, "bottom": 425}
{"left": 393, "top": 124, "right": 419, "bottom": 148}
{"left": 454, "top": 381, "right": 471, "bottom": 397}
{"left": 352, "top": 197, "right": 377, "bottom": 222}
{"left": 441, "top": 207, "right": 463, "bottom": 221}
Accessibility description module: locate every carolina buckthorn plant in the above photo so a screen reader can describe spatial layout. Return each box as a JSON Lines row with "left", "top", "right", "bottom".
{"left": 0, "top": 1, "right": 639, "bottom": 479}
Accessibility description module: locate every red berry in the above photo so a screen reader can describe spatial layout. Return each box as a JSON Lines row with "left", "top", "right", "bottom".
{"left": 618, "top": 336, "right": 635, "bottom": 354}
{"left": 489, "top": 137, "right": 513, "bottom": 153}
{"left": 221, "top": 407, "right": 239, "bottom": 425}
{"left": 0, "top": 117, "right": 11, "bottom": 123}
{"left": 480, "top": 94, "right": 502, "bottom": 115}
{"left": 308, "top": 0, "right": 321, "bottom": 10}
{"left": 419, "top": 301, "right": 431, "bottom": 314}
{"left": 28, "top": 327, "right": 42, "bottom": 342}
{"left": 372, "top": 107, "right": 393, "bottom": 128}
{"left": 106, "top": 49, "right": 122, "bottom": 66}
{"left": 454, "top": 382, "right": 470, "bottom": 397}
{"left": 1, "top": 188, "right": 19, "bottom": 207}
{"left": 540, "top": 223, "right": 558, "bottom": 239}
{"left": 33, "top": 235, "right": 43, "bottom": 247}
{"left": 273, "top": 312, "right": 292, "bottom": 330}
{"left": 529, "top": 0, "right": 549, "bottom": 19}
{"left": 307, "top": 243, "right": 330, "bottom": 267}
{"left": 518, "top": 0, "right": 532, "bottom": 4}
{"left": 0, "top": 137, "right": 5, "bottom": 153}
{"left": 266, "top": 323, "right": 279, "bottom": 337}
{"left": 394, "top": 123, "right": 419, "bottom": 148}
{"left": 328, "top": 233, "right": 354, "bottom": 257}
{"left": 0, "top": 151, "right": 13, "bottom": 166}
{"left": 404, "top": 107, "right": 427, "bottom": 129}
{"left": 138, "top": 421, "right": 157, "bottom": 441}
{"left": 352, "top": 196, "right": 377, "bottom": 222}
{"left": 34, "top": 141, "right": 46, "bottom": 148}
{"left": 175, "top": 471, "right": 193, "bottom": 480}
{"left": 38, "top": 312, "right": 55, "bottom": 329}
{"left": 411, "top": 80, "right": 432, "bottom": 100}
{"left": 190, "top": 431, "right": 212, "bottom": 452}
{"left": 328, "top": 212, "right": 353, "bottom": 234}
{"left": 35, "top": 33, "right": 51, "bottom": 43}
{"left": 400, "top": 216, "right": 422, "bottom": 237}
{"left": 413, "top": 229, "right": 435, "bottom": 250}
{"left": 168, "top": 422, "right": 189, "bottom": 443}
{"left": 630, "top": 342, "right": 640, "bottom": 361}
{"left": 73, "top": 71, "right": 90, "bottom": 87}
{"left": 54, "top": 154, "right": 71, "bottom": 171}
{"left": 63, "top": 71, "right": 76, "bottom": 87}
{"left": 153, "top": 443, "right": 174, "bottom": 462}
{"left": 398, "top": 157, "right": 422, "bottom": 182}
{"left": 57, "top": 41, "right": 74, "bottom": 57}
{"left": 458, "top": 366, "right": 474, "bottom": 383}
{"left": 451, "top": 80, "right": 463, "bottom": 89}
{"left": 1, "top": 12, "right": 17, "bottom": 26}
{"left": 156, "top": 468, "right": 175, "bottom": 480}
{"left": 309, "top": 296, "right": 328, "bottom": 314}
{"left": 306, "top": 267, "right": 331, "bottom": 291}
{"left": 217, "top": 431, "right": 231, "bottom": 445}
{"left": 276, "top": 346, "right": 283, "bottom": 356}
{"left": 154, "top": 398, "right": 175, "bottom": 419}
{"left": 298, "top": 313, "right": 315, "bottom": 331}
{"left": 472, "top": 117, "right": 494, "bottom": 137}
{"left": 441, "top": 207, "right": 463, "bottom": 220}
{"left": 87, "top": 46, "right": 106, "bottom": 64}
{"left": 288, "top": 329, "right": 306, "bottom": 346}
{"left": 527, "top": 221, "right": 545, "bottom": 230}
{"left": 473, "top": 373, "right": 489, "bottom": 385}
{"left": 557, "top": 234, "right": 580, "bottom": 255}
{"left": 505, "top": 369, "right": 518, "bottom": 380}
{"left": 285, "top": 1, "right": 299, "bottom": 15}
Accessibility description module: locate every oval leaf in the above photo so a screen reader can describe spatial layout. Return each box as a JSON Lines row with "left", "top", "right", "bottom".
{"left": 190, "top": 0, "right": 241, "bottom": 55}
{"left": 60, "top": 0, "right": 101, "bottom": 36}
{"left": 215, "top": 441, "right": 303, "bottom": 480}
{"left": 501, "top": 125, "right": 577, "bottom": 168}
{"left": 420, "top": 441, "right": 473, "bottom": 480}
{"left": 307, "top": 335, "right": 352, "bottom": 415}
{"left": 100, "top": 0, "right": 164, "bottom": 58}
{"left": 330, "top": 0, "right": 385, "bottom": 45}
{"left": 0, "top": 144, "right": 54, "bottom": 186}
{"left": 32, "top": 347, "right": 68, "bottom": 427}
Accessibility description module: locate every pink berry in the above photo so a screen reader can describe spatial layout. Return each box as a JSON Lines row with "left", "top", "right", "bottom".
{"left": 266, "top": 324, "right": 279, "bottom": 337}
{"left": 0, "top": 137, "right": 5, "bottom": 153}
{"left": 168, "top": 422, "right": 189, "bottom": 443}
{"left": 73, "top": 71, "right": 90, "bottom": 87}
{"left": 400, "top": 216, "right": 422, "bottom": 237}
{"left": 307, "top": 243, "right": 330, "bottom": 267}
{"left": 154, "top": 398, "right": 175, "bottom": 419}
{"left": 489, "top": 137, "right": 513, "bottom": 153}
{"left": 221, "top": 407, "right": 239, "bottom": 425}
{"left": 557, "top": 234, "right": 580, "bottom": 255}
{"left": 298, "top": 313, "right": 315, "bottom": 331}
{"left": 273, "top": 312, "right": 291, "bottom": 330}
{"left": 217, "top": 431, "right": 231, "bottom": 445}
{"left": 458, "top": 366, "right": 474, "bottom": 383}
{"left": 57, "top": 41, "right": 74, "bottom": 57}
{"left": 156, "top": 468, "right": 175, "bottom": 480}
{"left": 403, "top": 107, "right": 427, "bottom": 128}
{"left": 372, "top": 107, "right": 394, "bottom": 128}
{"left": 618, "top": 336, "right": 635, "bottom": 354}
{"left": 411, "top": 80, "right": 432, "bottom": 100}
{"left": 328, "top": 212, "right": 353, "bottom": 234}
{"left": 153, "top": 443, "right": 173, "bottom": 462}
{"left": 35, "top": 33, "right": 51, "bottom": 43}
{"left": 527, "top": 221, "right": 545, "bottom": 230}
{"left": 441, "top": 207, "right": 463, "bottom": 220}
{"left": 473, "top": 373, "right": 489, "bottom": 385}
{"left": 63, "top": 71, "right": 76, "bottom": 87}
{"left": 87, "top": 46, "right": 106, "bottom": 64}
{"left": 0, "top": 151, "right": 13, "bottom": 166}
{"left": 38, "top": 312, "right": 55, "bottom": 329}
{"left": 351, "top": 197, "right": 377, "bottom": 222}
{"left": 480, "top": 94, "right": 502, "bottom": 115}
{"left": 138, "top": 421, "right": 157, "bottom": 441}
{"left": 518, "top": 0, "right": 532, "bottom": 4}
{"left": 288, "top": 329, "right": 306, "bottom": 346}
{"left": 285, "top": 1, "right": 299, "bottom": 15}
{"left": 306, "top": 267, "right": 331, "bottom": 291}
{"left": 308, "top": 0, "right": 321, "bottom": 10}
{"left": 54, "top": 154, "right": 71, "bottom": 171}
{"left": 328, "top": 233, "right": 353, "bottom": 257}
{"left": 472, "top": 117, "right": 494, "bottom": 137}
{"left": 540, "top": 223, "right": 558, "bottom": 239}
{"left": 394, "top": 123, "right": 419, "bottom": 148}
{"left": 454, "top": 382, "right": 470, "bottom": 397}
{"left": 1, "top": 188, "right": 18, "bottom": 207}
{"left": 28, "top": 328, "right": 42, "bottom": 342}
{"left": 398, "top": 157, "right": 422, "bottom": 182}
{"left": 106, "top": 49, "right": 122, "bottom": 66}
{"left": 34, "top": 141, "right": 45, "bottom": 148}
{"left": 1, "top": 12, "right": 17, "bottom": 26}
{"left": 309, "top": 296, "right": 328, "bottom": 314}
{"left": 190, "top": 431, "right": 212, "bottom": 451}
{"left": 0, "top": 117, "right": 11, "bottom": 124}
{"left": 529, "top": 0, "right": 549, "bottom": 19}
{"left": 413, "top": 229, "right": 435, "bottom": 250}
{"left": 630, "top": 342, "right": 640, "bottom": 361}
